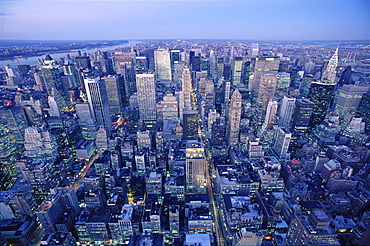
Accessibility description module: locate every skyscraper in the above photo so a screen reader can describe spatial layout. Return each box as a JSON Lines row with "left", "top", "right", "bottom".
{"left": 103, "top": 75, "right": 123, "bottom": 115}
{"left": 185, "top": 140, "right": 206, "bottom": 194}
{"left": 232, "top": 57, "right": 243, "bottom": 86}
{"left": 290, "top": 98, "right": 314, "bottom": 145}
{"left": 249, "top": 56, "right": 280, "bottom": 103}
{"left": 84, "top": 77, "right": 112, "bottom": 133}
{"left": 257, "top": 74, "right": 278, "bottom": 110}
{"left": 154, "top": 48, "right": 172, "bottom": 81}
{"left": 161, "top": 93, "right": 179, "bottom": 122}
{"left": 75, "top": 102, "right": 97, "bottom": 141}
{"left": 279, "top": 96, "right": 296, "bottom": 129}
{"left": 39, "top": 55, "right": 68, "bottom": 111}
{"left": 334, "top": 84, "right": 369, "bottom": 124}
{"left": 355, "top": 91, "right": 370, "bottom": 134}
{"left": 183, "top": 110, "right": 199, "bottom": 140}
{"left": 227, "top": 89, "right": 242, "bottom": 146}
{"left": 272, "top": 127, "right": 292, "bottom": 161}
{"left": 321, "top": 47, "right": 339, "bottom": 84}
{"left": 135, "top": 74, "right": 156, "bottom": 125}
{"left": 307, "top": 81, "right": 336, "bottom": 131}
{"left": 182, "top": 66, "right": 193, "bottom": 111}
{"left": 258, "top": 100, "right": 278, "bottom": 137}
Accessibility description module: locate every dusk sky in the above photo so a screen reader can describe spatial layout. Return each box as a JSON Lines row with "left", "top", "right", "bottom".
{"left": 1, "top": 0, "right": 369, "bottom": 41}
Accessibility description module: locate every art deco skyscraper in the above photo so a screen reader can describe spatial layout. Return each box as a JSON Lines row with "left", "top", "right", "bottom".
{"left": 84, "top": 77, "right": 112, "bottom": 134}
{"left": 135, "top": 74, "right": 157, "bottom": 125}
{"left": 321, "top": 47, "right": 339, "bottom": 84}
{"left": 182, "top": 66, "right": 193, "bottom": 111}
{"left": 227, "top": 89, "right": 242, "bottom": 146}
{"left": 154, "top": 48, "right": 172, "bottom": 81}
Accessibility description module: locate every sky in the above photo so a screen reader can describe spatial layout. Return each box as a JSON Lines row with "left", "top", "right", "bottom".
{"left": 0, "top": 0, "right": 369, "bottom": 41}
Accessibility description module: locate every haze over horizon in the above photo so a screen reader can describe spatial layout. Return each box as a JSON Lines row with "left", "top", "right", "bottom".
{"left": 1, "top": 0, "right": 369, "bottom": 41}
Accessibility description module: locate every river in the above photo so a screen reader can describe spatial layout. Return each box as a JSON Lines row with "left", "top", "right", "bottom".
{"left": 1, "top": 40, "right": 142, "bottom": 68}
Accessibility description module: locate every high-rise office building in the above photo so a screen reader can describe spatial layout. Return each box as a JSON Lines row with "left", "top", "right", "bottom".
{"left": 95, "top": 126, "right": 108, "bottom": 154}
{"left": 276, "top": 72, "right": 291, "bottom": 89}
{"left": 227, "top": 89, "right": 242, "bottom": 146}
{"left": 334, "top": 84, "right": 369, "bottom": 124}
{"left": 211, "top": 118, "right": 225, "bottom": 147}
{"left": 355, "top": 91, "right": 370, "bottom": 134}
{"left": 279, "top": 96, "right": 296, "bottom": 129}
{"left": 258, "top": 100, "right": 278, "bottom": 137}
{"left": 84, "top": 77, "right": 112, "bottom": 133}
{"left": 75, "top": 54, "right": 92, "bottom": 72}
{"left": 249, "top": 56, "right": 280, "bottom": 103}
{"left": 272, "top": 127, "right": 292, "bottom": 161}
{"left": 160, "top": 94, "right": 178, "bottom": 122}
{"left": 185, "top": 140, "right": 206, "bottom": 194}
{"left": 307, "top": 81, "right": 336, "bottom": 131}
{"left": 135, "top": 74, "right": 156, "bottom": 125}
{"left": 257, "top": 74, "right": 278, "bottom": 110}
{"left": 251, "top": 43, "right": 259, "bottom": 57}
{"left": 75, "top": 102, "right": 97, "bottom": 141}
{"left": 102, "top": 75, "right": 123, "bottom": 115}
{"left": 183, "top": 110, "right": 199, "bottom": 140}
{"left": 154, "top": 48, "right": 172, "bottom": 81}
{"left": 232, "top": 57, "right": 243, "bottom": 86}
{"left": 290, "top": 99, "right": 314, "bottom": 145}
{"left": 36, "top": 187, "right": 79, "bottom": 234}
{"left": 182, "top": 66, "right": 193, "bottom": 111}
{"left": 24, "top": 126, "right": 59, "bottom": 163}
{"left": 337, "top": 65, "right": 352, "bottom": 86}
{"left": 39, "top": 55, "right": 68, "bottom": 110}
{"left": 222, "top": 80, "right": 231, "bottom": 103}
{"left": 321, "top": 47, "right": 339, "bottom": 84}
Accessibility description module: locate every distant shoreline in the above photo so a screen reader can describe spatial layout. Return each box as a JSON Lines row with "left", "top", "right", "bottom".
{"left": 0, "top": 40, "right": 129, "bottom": 61}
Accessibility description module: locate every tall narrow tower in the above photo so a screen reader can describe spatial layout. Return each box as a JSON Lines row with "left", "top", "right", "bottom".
{"left": 135, "top": 74, "right": 157, "bottom": 125}
{"left": 227, "top": 89, "right": 242, "bottom": 146}
{"left": 84, "top": 77, "right": 112, "bottom": 133}
{"left": 182, "top": 66, "right": 192, "bottom": 111}
{"left": 321, "top": 47, "right": 339, "bottom": 84}
{"left": 279, "top": 96, "right": 296, "bottom": 129}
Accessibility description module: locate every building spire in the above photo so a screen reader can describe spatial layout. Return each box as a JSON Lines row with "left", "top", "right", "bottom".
{"left": 321, "top": 47, "right": 339, "bottom": 84}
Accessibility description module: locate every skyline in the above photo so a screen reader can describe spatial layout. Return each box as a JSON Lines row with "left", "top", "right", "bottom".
{"left": 1, "top": 0, "right": 369, "bottom": 41}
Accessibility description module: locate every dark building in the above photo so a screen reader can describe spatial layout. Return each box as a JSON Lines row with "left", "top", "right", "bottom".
{"left": 75, "top": 55, "right": 92, "bottom": 72}
{"left": 183, "top": 110, "right": 199, "bottom": 140}
{"left": 190, "top": 56, "right": 201, "bottom": 72}
{"left": 290, "top": 99, "right": 314, "bottom": 146}
{"left": 355, "top": 91, "right": 370, "bottom": 134}
{"left": 211, "top": 118, "right": 225, "bottom": 147}
{"left": 307, "top": 81, "right": 336, "bottom": 131}
{"left": 338, "top": 65, "right": 352, "bottom": 86}
{"left": 0, "top": 218, "right": 44, "bottom": 246}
